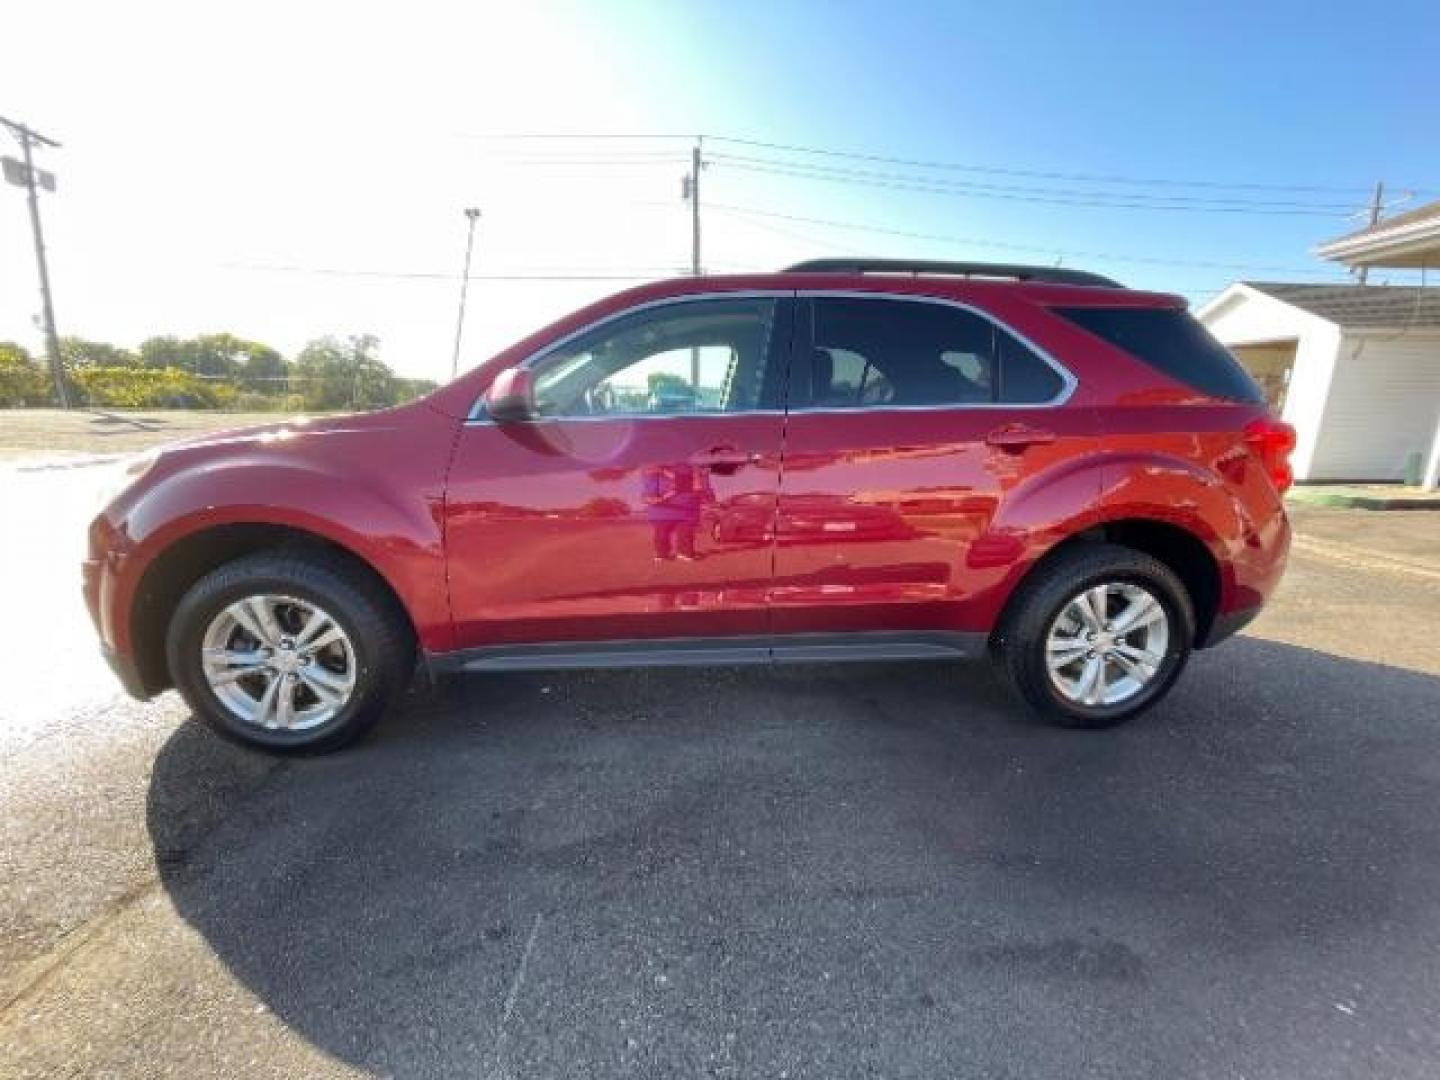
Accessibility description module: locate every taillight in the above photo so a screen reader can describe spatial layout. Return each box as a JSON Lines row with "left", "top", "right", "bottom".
{"left": 1244, "top": 417, "right": 1297, "bottom": 493}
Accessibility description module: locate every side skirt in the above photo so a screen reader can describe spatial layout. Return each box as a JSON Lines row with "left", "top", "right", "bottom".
{"left": 430, "top": 631, "right": 987, "bottom": 675}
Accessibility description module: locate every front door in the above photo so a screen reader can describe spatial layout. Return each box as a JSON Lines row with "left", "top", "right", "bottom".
{"left": 445, "top": 294, "right": 794, "bottom": 653}
{"left": 772, "top": 294, "right": 1097, "bottom": 641}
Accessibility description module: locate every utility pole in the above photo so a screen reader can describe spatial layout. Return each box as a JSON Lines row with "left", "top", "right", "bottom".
{"left": 1357, "top": 181, "right": 1384, "bottom": 285}
{"left": 1, "top": 114, "right": 68, "bottom": 407}
{"left": 451, "top": 208, "right": 482, "bottom": 380}
{"left": 689, "top": 138, "right": 703, "bottom": 277}
{"left": 684, "top": 139, "right": 703, "bottom": 390}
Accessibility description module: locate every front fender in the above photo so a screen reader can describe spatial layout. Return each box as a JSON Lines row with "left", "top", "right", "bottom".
{"left": 101, "top": 424, "right": 456, "bottom": 655}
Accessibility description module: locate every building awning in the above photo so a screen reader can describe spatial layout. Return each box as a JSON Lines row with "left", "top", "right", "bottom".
{"left": 1316, "top": 199, "right": 1440, "bottom": 269}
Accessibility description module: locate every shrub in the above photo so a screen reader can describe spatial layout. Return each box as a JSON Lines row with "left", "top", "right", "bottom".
{"left": 70, "top": 366, "right": 221, "bottom": 409}
{"left": 0, "top": 343, "right": 55, "bottom": 406}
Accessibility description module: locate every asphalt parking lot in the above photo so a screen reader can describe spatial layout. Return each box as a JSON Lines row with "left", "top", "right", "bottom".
{"left": 2, "top": 460, "right": 1439, "bottom": 1078}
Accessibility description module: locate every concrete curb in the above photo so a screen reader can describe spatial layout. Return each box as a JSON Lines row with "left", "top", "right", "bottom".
{"left": 1290, "top": 533, "right": 1440, "bottom": 582}
{"left": 2, "top": 454, "right": 128, "bottom": 474}
{"left": 1287, "top": 489, "right": 1440, "bottom": 511}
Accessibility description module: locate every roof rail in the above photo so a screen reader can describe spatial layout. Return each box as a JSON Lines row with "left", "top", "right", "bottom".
{"left": 783, "top": 258, "right": 1124, "bottom": 289}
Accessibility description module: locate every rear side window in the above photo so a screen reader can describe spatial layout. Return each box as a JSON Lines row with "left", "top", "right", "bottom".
{"left": 1055, "top": 306, "right": 1264, "bottom": 403}
{"left": 807, "top": 297, "right": 1066, "bottom": 408}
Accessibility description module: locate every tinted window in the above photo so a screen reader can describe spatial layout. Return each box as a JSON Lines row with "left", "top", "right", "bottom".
{"left": 1055, "top": 306, "right": 1264, "bottom": 403}
{"left": 808, "top": 297, "right": 1064, "bottom": 407}
{"left": 997, "top": 330, "right": 1064, "bottom": 403}
{"left": 531, "top": 298, "right": 779, "bottom": 418}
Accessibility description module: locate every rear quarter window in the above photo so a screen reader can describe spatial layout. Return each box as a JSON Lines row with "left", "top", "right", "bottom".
{"left": 1054, "top": 306, "right": 1264, "bottom": 404}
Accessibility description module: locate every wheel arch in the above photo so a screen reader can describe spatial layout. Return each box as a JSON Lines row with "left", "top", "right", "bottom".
{"left": 129, "top": 522, "right": 419, "bottom": 696}
{"left": 995, "top": 516, "right": 1223, "bottom": 650}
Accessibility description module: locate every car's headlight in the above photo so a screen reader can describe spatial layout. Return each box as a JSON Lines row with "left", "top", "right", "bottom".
{"left": 95, "top": 450, "right": 161, "bottom": 512}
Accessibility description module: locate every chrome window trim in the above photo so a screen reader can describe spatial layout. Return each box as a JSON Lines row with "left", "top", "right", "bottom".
{"left": 792, "top": 290, "right": 1077, "bottom": 412}
{"left": 464, "top": 287, "right": 1077, "bottom": 423}
{"left": 465, "top": 290, "right": 790, "bottom": 422}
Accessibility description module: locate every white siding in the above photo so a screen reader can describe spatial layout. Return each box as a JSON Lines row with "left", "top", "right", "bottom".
{"left": 1198, "top": 286, "right": 1339, "bottom": 481}
{"left": 1310, "top": 332, "right": 1440, "bottom": 480}
{"left": 1282, "top": 324, "right": 1342, "bottom": 481}
{"left": 1201, "top": 288, "right": 1315, "bottom": 345}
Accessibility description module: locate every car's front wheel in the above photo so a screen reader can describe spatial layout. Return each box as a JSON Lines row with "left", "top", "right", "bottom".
{"left": 993, "top": 543, "right": 1195, "bottom": 728}
{"left": 166, "top": 551, "right": 411, "bottom": 752}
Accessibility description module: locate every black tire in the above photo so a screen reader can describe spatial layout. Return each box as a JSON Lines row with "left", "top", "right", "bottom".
{"left": 991, "top": 543, "right": 1195, "bottom": 729}
{"left": 166, "top": 551, "right": 412, "bottom": 753}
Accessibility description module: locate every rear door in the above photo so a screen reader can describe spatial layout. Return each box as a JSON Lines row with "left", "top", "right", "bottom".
{"left": 445, "top": 294, "right": 795, "bottom": 654}
{"left": 771, "top": 293, "right": 1099, "bottom": 644}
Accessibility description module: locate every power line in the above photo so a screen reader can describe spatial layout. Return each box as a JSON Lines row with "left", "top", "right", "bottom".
{"left": 708, "top": 151, "right": 1359, "bottom": 211}
{"left": 221, "top": 263, "right": 678, "bottom": 281}
{"left": 714, "top": 210, "right": 865, "bottom": 257}
{"left": 708, "top": 135, "right": 1408, "bottom": 196}
{"left": 709, "top": 156, "right": 1356, "bottom": 216}
{"left": 457, "top": 133, "right": 691, "bottom": 141}
{"left": 706, "top": 203, "right": 1352, "bottom": 277}
{"left": 475, "top": 155, "right": 691, "bottom": 166}
{"left": 460, "top": 133, "right": 1427, "bottom": 200}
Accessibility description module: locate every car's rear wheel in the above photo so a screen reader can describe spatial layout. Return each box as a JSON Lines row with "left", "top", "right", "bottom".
{"left": 993, "top": 543, "right": 1195, "bottom": 728}
{"left": 166, "top": 551, "right": 410, "bottom": 752}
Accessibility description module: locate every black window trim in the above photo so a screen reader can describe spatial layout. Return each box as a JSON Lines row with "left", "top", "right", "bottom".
{"left": 790, "top": 291, "right": 1076, "bottom": 414}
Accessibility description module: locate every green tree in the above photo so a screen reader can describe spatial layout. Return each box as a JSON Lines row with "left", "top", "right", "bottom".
{"left": 292, "top": 334, "right": 394, "bottom": 411}
{"left": 647, "top": 372, "right": 690, "bottom": 393}
{"left": 231, "top": 339, "right": 287, "bottom": 392}
{"left": 0, "top": 342, "right": 53, "bottom": 406}
{"left": 60, "top": 336, "right": 138, "bottom": 369}
{"left": 138, "top": 333, "right": 285, "bottom": 391}
{"left": 136, "top": 335, "right": 189, "bottom": 371}
{"left": 394, "top": 376, "right": 440, "bottom": 403}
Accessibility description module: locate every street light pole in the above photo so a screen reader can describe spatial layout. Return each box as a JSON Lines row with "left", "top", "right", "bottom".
{"left": 451, "top": 208, "right": 482, "bottom": 380}
{"left": 1, "top": 114, "right": 68, "bottom": 407}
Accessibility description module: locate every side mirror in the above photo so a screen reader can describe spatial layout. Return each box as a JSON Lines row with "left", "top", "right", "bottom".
{"left": 483, "top": 367, "right": 536, "bottom": 423}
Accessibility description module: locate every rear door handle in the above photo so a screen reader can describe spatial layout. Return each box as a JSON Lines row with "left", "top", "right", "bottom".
{"left": 689, "top": 445, "right": 760, "bottom": 472}
{"left": 985, "top": 424, "right": 1056, "bottom": 451}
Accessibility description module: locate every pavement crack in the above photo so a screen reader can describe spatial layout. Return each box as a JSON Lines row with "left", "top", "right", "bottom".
{"left": 0, "top": 878, "right": 161, "bottom": 1022}
{"left": 486, "top": 912, "right": 543, "bottom": 1080}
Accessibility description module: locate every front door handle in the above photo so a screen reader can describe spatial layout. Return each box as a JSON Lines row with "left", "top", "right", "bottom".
{"left": 985, "top": 424, "right": 1057, "bottom": 451}
{"left": 689, "top": 445, "right": 760, "bottom": 473}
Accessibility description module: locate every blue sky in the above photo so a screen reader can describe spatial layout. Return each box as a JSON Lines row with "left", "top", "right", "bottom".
{"left": 624, "top": 0, "right": 1438, "bottom": 295}
{"left": 2, "top": 0, "right": 1436, "bottom": 379}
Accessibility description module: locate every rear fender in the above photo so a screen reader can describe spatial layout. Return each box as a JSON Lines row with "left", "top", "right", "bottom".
{"left": 970, "top": 452, "right": 1240, "bottom": 625}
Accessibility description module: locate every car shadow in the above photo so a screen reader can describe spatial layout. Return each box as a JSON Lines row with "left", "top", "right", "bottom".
{"left": 147, "top": 638, "right": 1440, "bottom": 1077}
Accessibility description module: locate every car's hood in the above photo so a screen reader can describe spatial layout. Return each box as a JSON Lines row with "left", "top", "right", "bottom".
{"left": 146, "top": 402, "right": 428, "bottom": 458}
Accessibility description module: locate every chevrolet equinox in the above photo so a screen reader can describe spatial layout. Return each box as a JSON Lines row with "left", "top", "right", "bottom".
{"left": 85, "top": 259, "right": 1293, "bottom": 752}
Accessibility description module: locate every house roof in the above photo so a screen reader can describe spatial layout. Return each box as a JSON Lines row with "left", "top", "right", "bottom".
{"left": 1315, "top": 198, "right": 1440, "bottom": 268}
{"left": 1241, "top": 282, "right": 1440, "bottom": 329}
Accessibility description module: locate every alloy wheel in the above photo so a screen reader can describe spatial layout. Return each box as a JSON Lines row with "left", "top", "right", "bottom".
{"left": 200, "top": 594, "right": 356, "bottom": 732}
{"left": 1045, "top": 581, "right": 1170, "bottom": 708}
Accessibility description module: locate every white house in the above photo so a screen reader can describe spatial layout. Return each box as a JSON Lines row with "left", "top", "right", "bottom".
{"left": 1197, "top": 282, "right": 1440, "bottom": 483}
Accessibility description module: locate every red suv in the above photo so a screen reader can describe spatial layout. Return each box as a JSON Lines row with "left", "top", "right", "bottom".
{"left": 84, "top": 259, "right": 1293, "bottom": 752}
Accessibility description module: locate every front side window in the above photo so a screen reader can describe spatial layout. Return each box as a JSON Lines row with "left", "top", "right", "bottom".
{"left": 807, "top": 297, "right": 1065, "bottom": 408}
{"left": 529, "top": 297, "right": 780, "bottom": 418}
